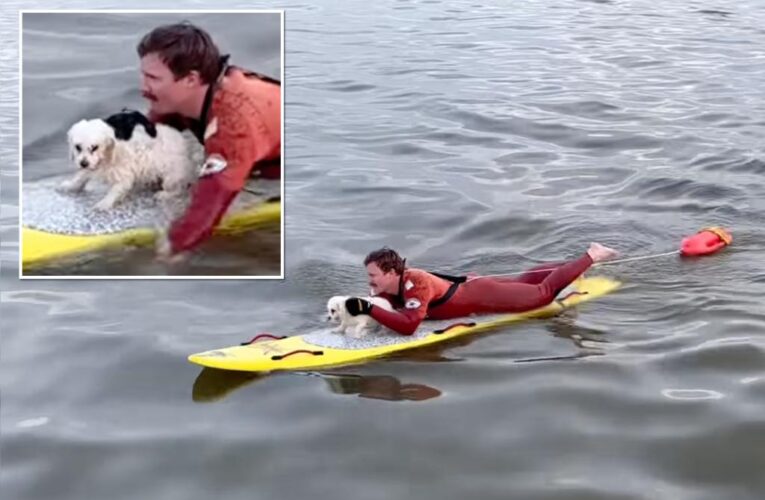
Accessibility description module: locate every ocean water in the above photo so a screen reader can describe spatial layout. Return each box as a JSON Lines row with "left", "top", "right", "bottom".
{"left": 2, "top": 2, "right": 765, "bottom": 500}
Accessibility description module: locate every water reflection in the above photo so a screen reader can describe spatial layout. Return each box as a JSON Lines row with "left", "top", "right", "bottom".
{"left": 544, "top": 312, "right": 612, "bottom": 349}
{"left": 192, "top": 368, "right": 441, "bottom": 403}
{"left": 318, "top": 372, "right": 441, "bottom": 402}
{"left": 191, "top": 368, "right": 267, "bottom": 403}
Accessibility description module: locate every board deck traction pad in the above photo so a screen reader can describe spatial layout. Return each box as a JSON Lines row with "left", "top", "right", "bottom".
{"left": 21, "top": 176, "right": 280, "bottom": 267}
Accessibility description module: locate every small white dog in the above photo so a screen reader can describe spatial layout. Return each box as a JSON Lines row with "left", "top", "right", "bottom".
{"left": 59, "top": 110, "right": 203, "bottom": 211}
{"left": 326, "top": 295, "right": 394, "bottom": 338}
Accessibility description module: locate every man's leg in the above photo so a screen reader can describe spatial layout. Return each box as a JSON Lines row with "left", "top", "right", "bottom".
{"left": 512, "top": 261, "right": 569, "bottom": 284}
{"left": 466, "top": 261, "right": 568, "bottom": 286}
{"left": 431, "top": 243, "right": 618, "bottom": 317}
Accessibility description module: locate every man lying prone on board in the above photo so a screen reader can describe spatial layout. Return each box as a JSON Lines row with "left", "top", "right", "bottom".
{"left": 334, "top": 244, "right": 618, "bottom": 336}
{"left": 137, "top": 22, "right": 281, "bottom": 261}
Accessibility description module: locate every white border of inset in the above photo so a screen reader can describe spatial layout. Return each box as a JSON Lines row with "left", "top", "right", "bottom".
{"left": 18, "top": 9, "right": 285, "bottom": 280}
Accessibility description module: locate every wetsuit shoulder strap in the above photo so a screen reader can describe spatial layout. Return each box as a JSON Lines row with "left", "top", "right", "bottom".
{"left": 395, "top": 270, "right": 466, "bottom": 311}
{"left": 191, "top": 56, "right": 229, "bottom": 143}
{"left": 429, "top": 271, "right": 467, "bottom": 284}
{"left": 427, "top": 271, "right": 466, "bottom": 310}
{"left": 237, "top": 67, "right": 282, "bottom": 86}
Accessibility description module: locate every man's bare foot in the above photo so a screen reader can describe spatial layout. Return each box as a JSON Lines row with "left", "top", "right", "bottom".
{"left": 587, "top": 242, "right": 619, "bottom": 263}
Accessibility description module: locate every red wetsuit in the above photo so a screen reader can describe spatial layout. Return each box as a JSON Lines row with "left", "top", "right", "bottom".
{"left": 150, "top": 60, "right": 281, "bottom": 255}
{"left": 370, "top": 253, "right": 594, "bottom": 335}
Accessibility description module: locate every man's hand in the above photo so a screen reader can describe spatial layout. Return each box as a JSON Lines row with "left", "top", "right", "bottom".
{"left": 345, "top": 297, "right": 373, "bottom": 316}
{"left": 155, "top": 229, "right": 188, "bottom": 265}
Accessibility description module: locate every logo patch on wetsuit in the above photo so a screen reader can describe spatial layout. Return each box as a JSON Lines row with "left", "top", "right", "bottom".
{"left": 405, "top": 298, "right": 421, "bottom": 310}
{"left": 203, "top": 117, "right": 218, "bottom": 141}
{"left": 199, "top": 153, "right": 228, "bottom": 177}
{"left": 404, "top": 280, "right": 414, "bottom": 291}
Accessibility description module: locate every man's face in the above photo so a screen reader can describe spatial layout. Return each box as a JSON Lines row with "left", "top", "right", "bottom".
{"left": 367, "top": 262, "right": 398, "bottom": 295}
{"left": 140, "top": 52, "right": 197, "bottom": 116}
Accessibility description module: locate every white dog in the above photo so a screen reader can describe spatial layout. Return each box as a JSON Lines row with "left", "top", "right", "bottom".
{"left": 326, "top": 295, "right": 394, "bottom": 338}
{"left": 59, "top": 110, "right": 203, "bottom": 211}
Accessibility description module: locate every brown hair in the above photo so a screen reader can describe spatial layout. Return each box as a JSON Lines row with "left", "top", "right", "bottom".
{"left": 137, "top": 22, "right": 221, "bottom": 84}
{"left": 364, "top": 247, "right": 406, "bottom": 275}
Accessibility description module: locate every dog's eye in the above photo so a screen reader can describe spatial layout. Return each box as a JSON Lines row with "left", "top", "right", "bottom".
{"left": 75, "top": 144, "right": 81, "bottom": 152}
{"left": 91, "top": 145, "right": 99, "bottom": 152}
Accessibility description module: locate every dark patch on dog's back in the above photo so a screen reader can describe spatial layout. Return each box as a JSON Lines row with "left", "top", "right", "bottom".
{"left": 105, "top": 109, "right": 157, "bottom": 141}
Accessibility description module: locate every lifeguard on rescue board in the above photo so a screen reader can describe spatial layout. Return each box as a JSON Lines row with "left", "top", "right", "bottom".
{"left": 137, "top": 22, "right": 281, "bottom": 262}
{"left": 343, "top": 243, "right": 620, "bottom": 336}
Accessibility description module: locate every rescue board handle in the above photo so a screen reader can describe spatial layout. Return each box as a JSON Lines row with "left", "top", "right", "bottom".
{"left": 433, "top": 322, "right": 477, "bottom": 334}
{"left": 271, "top": 350, "right": 324, "bottom": 361}
{"left": 240, "top": 333, "right": 287, "bottom": 346}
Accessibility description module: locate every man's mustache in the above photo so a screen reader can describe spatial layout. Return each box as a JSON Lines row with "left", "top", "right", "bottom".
{"left": 142, "top": 92, "right": 157, "bottom": 101}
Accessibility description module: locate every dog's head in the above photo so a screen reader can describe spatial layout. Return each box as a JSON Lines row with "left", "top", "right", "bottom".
{"left": 67, "top": 119, "right": 116, "bottom": 171}
{"left": 326, "top": 296, "right": 347, "bottom": 323}
{"left": 105, "top": 109, "right": 157, "bottom": 141}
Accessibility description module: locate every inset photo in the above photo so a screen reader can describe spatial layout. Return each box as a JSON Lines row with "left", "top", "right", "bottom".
{"left": 19, "top": 10, "right": 283, "bottom": 278}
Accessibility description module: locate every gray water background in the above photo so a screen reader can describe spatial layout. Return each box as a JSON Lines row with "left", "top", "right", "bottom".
{"left": 2, "top": 2, "right": 765, "bottom": 500}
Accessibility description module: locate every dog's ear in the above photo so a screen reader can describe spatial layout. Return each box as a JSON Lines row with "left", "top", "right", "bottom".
{"left": 145, "top": 121, "right": 157, "bottom": 138}
{"left": 137, "top": 113, "right": 157, "bottom": 138}
{"left": 103, "top": 136, "right": 116, "bottom": 164}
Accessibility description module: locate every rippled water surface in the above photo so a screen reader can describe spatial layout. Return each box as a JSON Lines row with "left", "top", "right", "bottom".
{"left": 2, "top": 1, "right": 765, "bottom": 500}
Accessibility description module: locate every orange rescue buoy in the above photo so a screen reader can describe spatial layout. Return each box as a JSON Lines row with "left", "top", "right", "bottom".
{"left": 680, "top": 227, "right": 732, "bottom": 257}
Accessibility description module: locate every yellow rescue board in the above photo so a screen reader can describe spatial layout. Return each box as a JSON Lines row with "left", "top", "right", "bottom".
{"left": 188, "top": 276, "right": 621, "bottom": 373}
{"left": 21, "top": 200, "right": 280, "bottom": 268}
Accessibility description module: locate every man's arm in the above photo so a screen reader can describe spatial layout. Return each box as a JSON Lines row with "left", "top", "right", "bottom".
{"left": 346, "top": 276, "right": 433, "bottom": 336}
{"left": 166, "top": 174, "right": 238, "bottom": 255}
{"left": 369, "top": 306, "right": 425, "bottom": 336}
{"left": 164, "top": 110, "right": 270, "bottom": 256}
